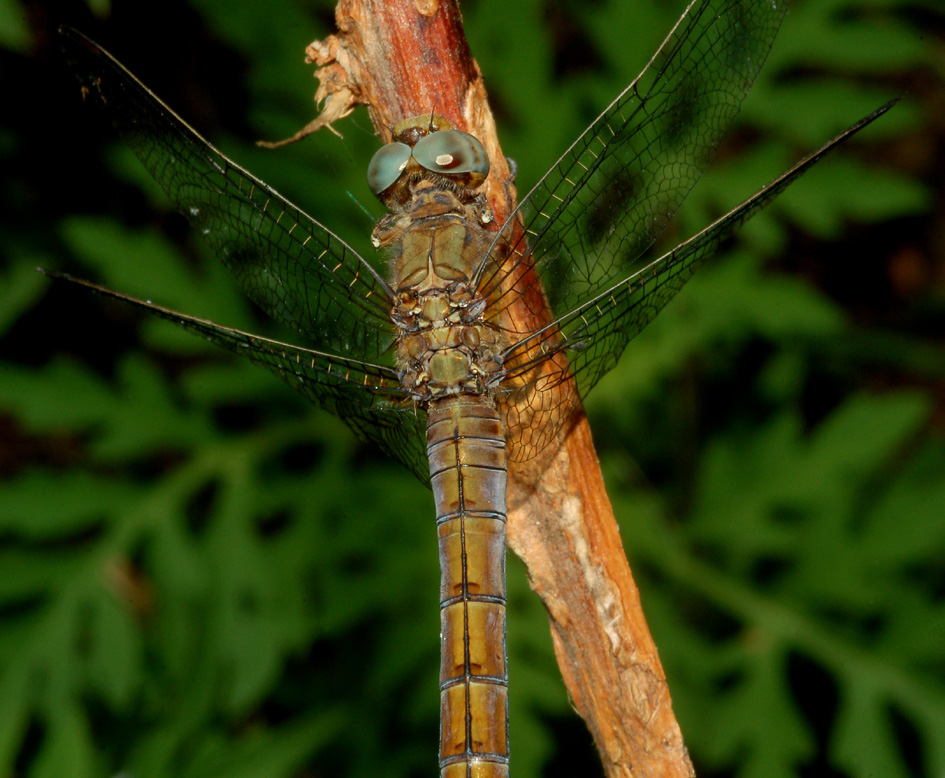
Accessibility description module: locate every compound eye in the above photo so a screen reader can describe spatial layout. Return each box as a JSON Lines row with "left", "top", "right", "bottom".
{"left": 367, "top": 142, "right": 413, "bottom": 194}
{"left": 413, "top": 129, "right": 490, "bottom": 179}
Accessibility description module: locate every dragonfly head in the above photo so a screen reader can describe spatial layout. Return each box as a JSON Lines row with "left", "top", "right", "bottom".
{"left": 367, "top": 115, "right": 490, "bottom": 208}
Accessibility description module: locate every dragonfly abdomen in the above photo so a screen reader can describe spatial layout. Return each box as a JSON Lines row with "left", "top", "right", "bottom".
{"left": 428, "top": 398, "right": 509, "bottom": 778}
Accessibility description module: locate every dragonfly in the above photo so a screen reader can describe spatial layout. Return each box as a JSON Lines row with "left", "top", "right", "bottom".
{"left": 54, "top": 0, "right": 894, "bottom": 775}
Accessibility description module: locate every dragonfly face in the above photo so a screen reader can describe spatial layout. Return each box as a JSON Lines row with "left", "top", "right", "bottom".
{"left": 368, "top": 115, "right": 491, "bottom": 207}
{"left": 51, "top": 1, "right": 895, "bottom": 774}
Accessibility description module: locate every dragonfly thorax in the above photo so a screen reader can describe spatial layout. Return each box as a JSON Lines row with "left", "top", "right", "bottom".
{"left": 393, "top": 277, "right": 501, "bottom": 402}
{"left": 377, "top": 157, "right": 504, "bottom": 404}
{"left": 397, "top": 315, "right": 501, "bottom": 401}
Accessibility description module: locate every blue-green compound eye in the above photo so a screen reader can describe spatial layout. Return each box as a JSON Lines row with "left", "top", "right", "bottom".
{"left": 367, "top": 141, "right": 412, "bottom": 194}
{"left": 413, "top": 130, "right": 489, "bottom": 178}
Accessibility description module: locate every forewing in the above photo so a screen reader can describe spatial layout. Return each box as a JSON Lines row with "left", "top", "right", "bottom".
{"left": 47, "top": 273, "right": 429, "bottom": 481}
{"left": 479, "top": 0, "right": 787, "bottom": 324}
{"left": 498, "top": 100, "right": 899, "bottom": 460}
{"left": 59, "top": 27, "right": 397, "bottom": 365}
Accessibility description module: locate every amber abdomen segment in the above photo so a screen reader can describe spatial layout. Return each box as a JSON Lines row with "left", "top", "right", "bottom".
{"left": 427, "top": 398, "right": 509, "bottom": 778}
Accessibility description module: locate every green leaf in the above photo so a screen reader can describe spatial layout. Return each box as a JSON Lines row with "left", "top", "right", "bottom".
{"left": 28, "top": 705, "right": 96, "bottom": 778}
{"left": 0, "top": 262, "right": 48, "bottom": 336}
{"left": 0, "top": 0, "right": 30, "bottom": 53}
{"left": 182, "top": 711, "right": 346, "bottom": 778}
{"left": 710, "top": 650, "right": 815, "bottom": 778}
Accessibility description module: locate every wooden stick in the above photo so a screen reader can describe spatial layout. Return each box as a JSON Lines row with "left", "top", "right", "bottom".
{"left": 292, "top": 1, "right": 695, "bottom": 775}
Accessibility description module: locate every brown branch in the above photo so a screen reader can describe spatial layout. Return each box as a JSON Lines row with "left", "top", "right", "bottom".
{"left": 291, "top": 1, "right": 695, "bottom": 775}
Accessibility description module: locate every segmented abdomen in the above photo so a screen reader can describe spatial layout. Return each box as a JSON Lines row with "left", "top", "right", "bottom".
{"left": 428, "top": 398, "right": 509, "bottom": 778}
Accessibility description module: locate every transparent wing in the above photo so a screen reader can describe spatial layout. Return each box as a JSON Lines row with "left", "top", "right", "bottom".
{"left": 59, "top": 27, "right": 397, "bottom": 365}
{"left": 497, "top": 100, "right": 898, "bottom": 461}
{"left": 478, "top": 0, "right": 787, "bottom": 328}
{"left": 46, "top": 272, "right": 429, "bottom": 481}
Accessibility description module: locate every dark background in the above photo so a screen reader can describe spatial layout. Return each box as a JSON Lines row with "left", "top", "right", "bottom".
{"left": 0, "top": 0, "right": 943, "bottom": 776}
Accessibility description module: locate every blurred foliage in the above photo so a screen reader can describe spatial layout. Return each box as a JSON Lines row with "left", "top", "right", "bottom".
{"left": 0, "top": 0, "right": 943, "bottom": 777}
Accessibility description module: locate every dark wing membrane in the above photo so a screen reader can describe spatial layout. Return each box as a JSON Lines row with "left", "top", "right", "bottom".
{"left": 477, "top": 0, "right": 787, "bottom": 324}
{"left": 59, "top": 27, "right": 397, "bottom": 365}
{"left": 497, "top": 100, "right": 899, "bottom": 454}
{"left": 46, "top": 273, "right": 429, "bottom": 481}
